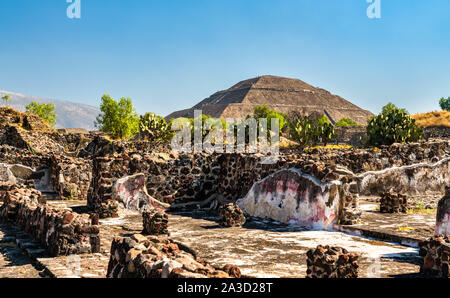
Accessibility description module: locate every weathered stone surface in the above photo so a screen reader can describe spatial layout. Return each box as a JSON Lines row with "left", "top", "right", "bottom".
{"left": 436, "top": 188, "right": 450, "bottom": 236}
{"left": 50, "top": 154, "right": 92, "bottom": 200}
{"left": 0, "top": 185, "right": 100, "bottom": 256}
{"left": 219, "top": 203, "right": 246, "bottom": 227}
{"left": 419, "top": 235, "right": 450, "bottom": 278}
{"left": 380, "top": 192, "right": 408, "bottom": 213}
{"left": 106, "top": 234, "right": 240, "bottom": 278}
{"left": 306, "top": 245, "right": 359, "bottom": 278}
{"left": 359, "top": 157, "right": 450, "bottom": 195}
{"left": 237, "top": 168, "right": 344, "bottom": 229}
{"left": 142, "top": 208, "right": 169, "bottom": 236}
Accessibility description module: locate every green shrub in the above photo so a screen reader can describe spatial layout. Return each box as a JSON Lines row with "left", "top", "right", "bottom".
{"left": 25, "top": 101, "right": 57, "bottom": 127}
{"left": 336, "top": 118, "right": 361, "bottom": 127}
{"left": 95, "top": 94, "right": 139, "bottom": 140}
{"left": 440, "top": 97, "right": 450, "bottom": 111}
{"left": 366, "top": 103, "right": 424, "bottom": 146}
{"left": 254, "top": 105, "right": 287, "bottom": 132}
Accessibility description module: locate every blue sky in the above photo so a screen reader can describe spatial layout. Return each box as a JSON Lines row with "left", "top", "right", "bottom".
{"left": 0, "top": 0, "right": 449, "bottom": 116}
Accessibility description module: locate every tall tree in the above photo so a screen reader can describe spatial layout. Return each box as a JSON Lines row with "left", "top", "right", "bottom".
{"left": 95, "top": 94, "right": 139, "bottom": 139}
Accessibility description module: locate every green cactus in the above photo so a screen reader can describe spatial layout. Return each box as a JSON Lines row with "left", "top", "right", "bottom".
{"left": 366, "top": 103, "right": 424, "bottom": 146}
{"left": 289, "top": 115, "right": 336, "bottom": 150}
{"left": 139, "top": 112, "right": 173, "bottom": 143}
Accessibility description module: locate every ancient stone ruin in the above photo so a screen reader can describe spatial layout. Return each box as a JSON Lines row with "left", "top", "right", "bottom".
{"left": 306, "top": 245, "right": 359, "bottom": 278}
{"left": 0, "top": 106, "right": 449, "bottom": 278}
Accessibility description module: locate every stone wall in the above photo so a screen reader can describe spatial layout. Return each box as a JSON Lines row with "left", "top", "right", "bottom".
{"left": 358, "top": 157, "right": 450, "bottom": 195}
{"left": 89, "top": 140, "right": 450, "bottom": 219}
{"left": 334, "top": 126, "right": 366, "bottom": 147}
{"left": 419, "top": 235, "right": 450, "bottom": 278}
{"left": 424, "top": 127, "right": 450, "bottom": 140}
{"left": 50, "top": 155, "right": 92, "bottom": 200}
{"left": 306, "top": 245, "right": 359, "bottom": 278}
{"left": 107, "top": 234, "right": 241, "bottom": 278}
{"left": 0, "top": 184, "right": 100, "bottom": 256}
{"left": 88, "top": 151, "right": 354, "bottom": 218}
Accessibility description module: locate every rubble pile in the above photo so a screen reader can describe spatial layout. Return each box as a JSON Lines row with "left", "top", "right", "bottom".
{"left": 107, "top": 234, "right": 241, "bottom": 278}
{"left": 0, "top": 107, "right": 53, "bottom": 133}
{"left": 142, "top": 208, "right": 169, "bottom": 235}
{"left": 379, "top": 192, "right": 408, "bottom": 213}
{"left": 340, "top": 193, "right": 362, "bottom": 225}
{"left": 419, "top": 235, "right": 450, "bottom": 278}
{"left": 306, "top": 245, "right": 359, "bottom": 278}
{"left": 0, "top": 184, "right": 100, "bottom": 256}
{"left": 219, "top": 203, "right": 246, "bottom": 227}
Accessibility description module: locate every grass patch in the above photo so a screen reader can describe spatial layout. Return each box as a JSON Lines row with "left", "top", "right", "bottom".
{"left": 412, "top": 111, "right": 450, "bottom": 128}
{"left": 397, "top": 226, "right": 414, "bottom": 232}
{"left": 306, "top": 144, "right": 353, "bottom": 151}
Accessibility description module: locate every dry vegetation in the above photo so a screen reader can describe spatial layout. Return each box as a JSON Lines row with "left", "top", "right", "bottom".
{"left": 412, "top": 111, "right": 450, "bottom": 128}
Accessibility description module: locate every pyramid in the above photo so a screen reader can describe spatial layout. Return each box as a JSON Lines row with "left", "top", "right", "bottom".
{"left": 166, "top": 75, "right": 373, "bottom": 125}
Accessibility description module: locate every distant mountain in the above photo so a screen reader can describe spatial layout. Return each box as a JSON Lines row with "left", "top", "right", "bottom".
{"left": 0, "top": 90, "right": 100, "bottom": 130}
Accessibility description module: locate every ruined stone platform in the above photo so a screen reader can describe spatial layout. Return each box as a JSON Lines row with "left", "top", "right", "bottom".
{"left": 1, "top": 198, "right": 435, "bottom": 278}
{"left": 337, "top": 199, "right": 436, "bottom": 247}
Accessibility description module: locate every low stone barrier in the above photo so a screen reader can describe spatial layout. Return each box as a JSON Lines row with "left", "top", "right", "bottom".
{"left": 419, "top": 235, "right": 450, "bottom": 278}
{"left": 219, "top": 203, "right": 246, "bottom": 227}
{"left": 0, "top": 184, "right": 100, "bottom": 256}
{"left": 306, "top": 245, "right": 359, "bottom": 278}
{"left": 107, "top": 234, "right": 241, "bottom": 278}
{"left": 142, "top": 208, "right": 169, "bottom": 235}
{"left": 359, "top": 157, "right": 450, "bottom": 195}
{"left": 50, "top": 154, "right": 91, "bottom": 200}
{"left": 380, "top": 192, "right": 408, "bottom": 213}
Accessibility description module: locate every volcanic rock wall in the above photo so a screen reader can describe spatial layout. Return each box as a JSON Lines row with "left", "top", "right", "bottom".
{"left": 107, "top": 234, "right": 241, "bottom": 278}
{"left": 88, "top": 151, "right": 350, "bottom": 218}
{"left": 358, "top": 157, "right": 450, "bottom": 195}
{"left": 50, "top": 155, "right": 92, "bottom": 200}
{"left": 0, "top": 184, "right": 100, "bottom": 256}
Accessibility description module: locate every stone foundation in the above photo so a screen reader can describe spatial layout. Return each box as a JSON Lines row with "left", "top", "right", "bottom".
{"left": 142, "top": 208, "right": 169, "bottom": 236}
{"left": 419, "top": 235, "right": 450, "bottom": 278}
{"left": 106, "top": 234, "right": 241, "bottom": 278}
{"left": 380, "top": 192, "right": 408, "bottom": 213}
{"left": 0, "top": 184, "right": 100, "bottom": 256}
{"left": 306, "top": 245, "right": 359, "bottom": 278}
{"left": 219, "top": 203, "right": 246, "bottom": 227}
{"left": 50, "top": 155, "right": 91, "bottom": 200}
